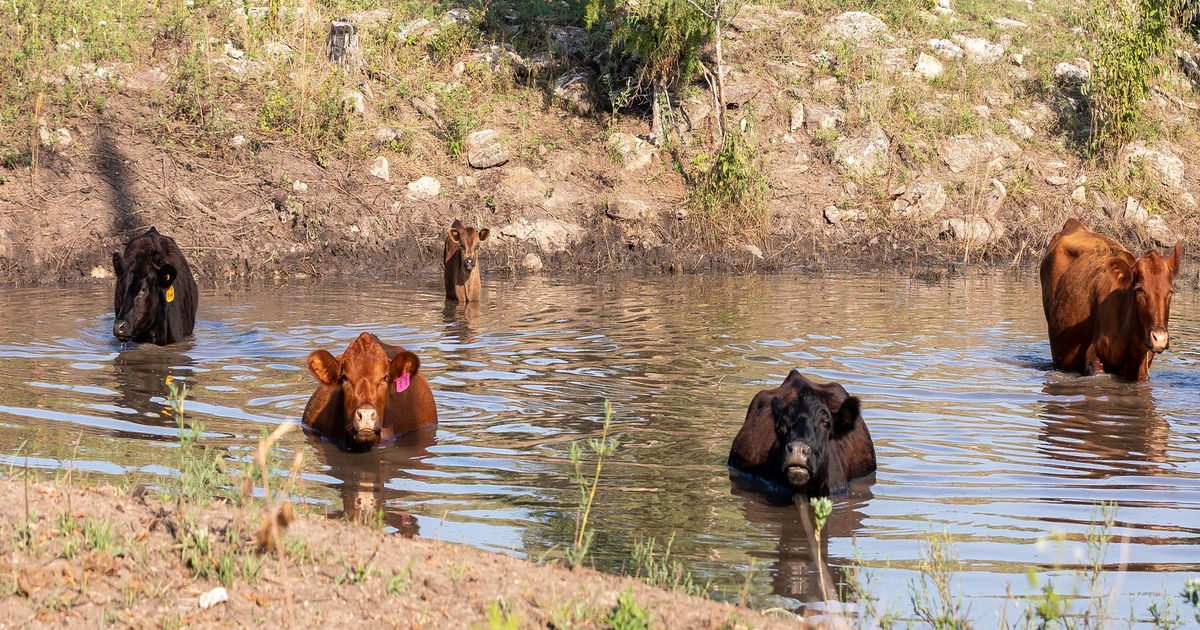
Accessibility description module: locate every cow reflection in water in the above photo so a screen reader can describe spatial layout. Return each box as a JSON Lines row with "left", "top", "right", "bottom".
{"left": 1039, "top": 376, "right": 1173, "bottom": 477}
{"left": 729, "top": 476, "right": 873, "bottom": 608}
{"left": 306, "top": 425, "right": 437, "bottom": 536}
{"left": 112, "top": 343, "right": 196, "bottom": 422}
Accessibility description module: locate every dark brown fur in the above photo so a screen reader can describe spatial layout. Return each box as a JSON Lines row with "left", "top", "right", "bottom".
{"left": 728, "top": 370, "right": 876, "bottom": 495}
{"left": 1040, "top": 218, "right": 1183, "bottom": 381}
{"left": 302, "top": 333, "right": 438, "bottom": 451}
{"left": 443, "top": 219, "right": 490, "bottom": 302}
{"left": 112, "top": 226, "right": 198, "bottom": 345}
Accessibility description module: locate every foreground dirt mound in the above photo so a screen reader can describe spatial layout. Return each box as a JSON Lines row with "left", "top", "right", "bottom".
{"left": 0, "top": 479, "right": 796, "bottom": 629}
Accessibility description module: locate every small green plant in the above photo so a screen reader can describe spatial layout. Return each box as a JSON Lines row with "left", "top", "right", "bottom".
{"left": 448, "top": 560, "right": 468, "bottom": 584}
{"left": 687, "top": 126, "right": 769, "bottom": 243}
{"left": 336, "top": 555, "right": 374, "bottom": 585}
{"left": 608, "top": 588, "right": 650, "bottom": 630}
{"left": 630, "top": 533, "right": 710, "bottom": 597}
{"left": 83, "top": 514, "right": 116, "bottom": 555}
{"left": 909, "top": 528, "right": 971, "bottom": 630}
{"left": 484, "top": 598, "right": 521, "bottom": 630}
{"left": 386, "top": 558, "right": 415, "bottom": 595}
{"left": 566, "top": 400, "right": 618, "bottom": 568}
{"left": 1182, "top": 578, "right": 1200, "bottom": 623}
{"left": 1149, "top": 587, "right": 1184, "bottom": 630}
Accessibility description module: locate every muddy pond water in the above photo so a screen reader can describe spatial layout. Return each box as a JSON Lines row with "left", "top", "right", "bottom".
{"left": 0, "top": 272, "right": 1196, "bottom": 622}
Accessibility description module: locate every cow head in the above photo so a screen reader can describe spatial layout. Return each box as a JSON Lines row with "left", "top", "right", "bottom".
{"left": 447, "top": 221, "right": 490, "bottom": 274}
{"left": 306, "top": 333, "right": 420, "bottom": 450}
{"left": 772, "top": 383, "right": 862, "bottom": 492}
{"left": 112, "top": 228, "right": 178, "bottom": 343}
{"left": 1107, "top": 241, "right": 1183, "bottom": 353}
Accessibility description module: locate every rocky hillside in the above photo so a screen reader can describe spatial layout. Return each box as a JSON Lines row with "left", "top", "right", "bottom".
{"left": 0, "top": 0, "right": 1197, "bottom": 283}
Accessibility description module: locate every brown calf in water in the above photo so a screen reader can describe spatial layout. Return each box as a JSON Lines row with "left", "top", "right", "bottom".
{"left": 1040, "top": 218, "right": 1182, "bottom": 381}
{"left": 111, "top": 226, "right": 198, "bottom": 345}
{"left": 728, "top": 370, "right": 876, "bottom": 497}
{"left": 303, "top": 333, "right": 438, "bottom": 452}
{"left": 443, "top": 219, "right": 490, "bottom": 302}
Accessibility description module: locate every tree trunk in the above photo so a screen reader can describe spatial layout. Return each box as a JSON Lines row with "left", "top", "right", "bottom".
{"left": 326, "top": 17, "right": 361, "bottom": 71}
{"left": 650, "top": 83, "right": 663, "bottom": 146}
{"left": 713, "top": 5, "right": 728, "bottom": 145}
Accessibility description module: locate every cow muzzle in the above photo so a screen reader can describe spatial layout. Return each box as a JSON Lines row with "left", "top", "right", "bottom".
{"left": 783, "top": 442, "right": 812, "bottom": 487}
{"left": 1149, "top": 329, "right": 1169, "bottom": 353}
{"left": 463, "top": 257, "right": 476, "bottom": 271}
{"left": 351, "top": 405, "right": 382, "bottom": 443}
{"left": 113, "top": 319, "right": 132, "bottom": 342}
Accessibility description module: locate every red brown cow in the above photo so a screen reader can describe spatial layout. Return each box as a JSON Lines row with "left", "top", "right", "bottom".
{"left": 728, "top": 370, "right": 877, "bottom": 496}
{"left": 1040, "top": 218, "right": 1183, "bottom": 381}
{"left": 302, "top": 333, "right": 438, "bottom": 452}
{"left": 444, "top": 220, "right": 490, "bottom": 302}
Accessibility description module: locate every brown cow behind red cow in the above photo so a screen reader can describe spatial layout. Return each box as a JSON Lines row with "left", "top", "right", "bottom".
{"left": 112, "top": 227, "right": 198, "bottom": 345}
{"left": 303, "top": 333, "right": 438, "bottom": 452}
{"left": 444, "top": 220, "right": 489, "bottom": 302}
{"left": 728, "top": 370, "right": 877, "bottom": 497}
{"left": 1040, "top": 218, "right": 1183, "bottom": 381}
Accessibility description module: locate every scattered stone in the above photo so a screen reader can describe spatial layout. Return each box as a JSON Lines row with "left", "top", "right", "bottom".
{"left": 498, "top": 218, "right": 584, "bottom": 253}
{"left": 937, "top": 134, "right": 1021, "bottom": 173}
{"left": 1054, "top": 61, "right": 1089, "bottom": 86}
{"left": 992, "top": 17, "right": 1028, "bottom": 29}
{"left": 347, "top": 8, "right": 393, "bottom": 27}
{"left": 1119, "top": 141, "right": 1185, "bottom": 190}
{"left": 607, "top": 133, "right": 657, "bottom": 171}
{"left": 1012, "top": 53, "right": 1024, "bottom": 66}
{"left": 90, "top": 266, "right": 112, "bottom": 280}
{"left": 941, "top": 217, "right": 1005, "bottom": 245}
{"left": 497, "top": 167, "right": 549, "bottom": 207}
{"left": 172, "top": 187, "right": 213, "bottom": 217}
{"left": 1071, "top": 186, "right": 1087, "bottom": 203}
{"left": 343, "top": 90, "right": 365, "bottom": 115}
{"left": 681, "top": 99, "right": 711, "bottom": 132}
{"left": 803, "top": 103, "right": 845, "bottom": 132}
{"left": 443, "top": 7, "right": 472, "bottom": 24}
{"left": 824, "top": 205, "right": 860, "bottom": 225}
{"left": 893, "top": 177, "right": 948, "bottom": 220}
{"left": 952, "top": 35, "right": 1005, "bottom": 64}
{"left": 230, "top": 135, "right": 247, "bottom": 148}
{"left": 1046, "top": 176, "right": 1071, "bottom": 186}
{"left": 914, "top": 53, "right": 944, "bottom": 79}
{"left": 1073, "top": 174, "right": 1087, "bottom": 186}
{"left": 607, "top": 193, "right": 652, "bottom": 221}
{"left": 1045, "top": 160, "right": 1068, "bottom": 169}
{"left": 411, "top": 96, "right": 443, "bottom": 127}
{"left": 984, "top": 178, "right": 1007, "bottom": 215}
{"left": 396, "top": 17, "right": 432, "bottom": 41}
{"left": 553, "top": 68, "right": 596, "bottom": 115}
{"left": 53, "top": 128, "right": 73, "bottom": 149}
{"left": 521, "top": 252, "right": 544, "bottom": 273}
{"left": 263, "top": 41, "right": 292, "bottom": 57}
{"left": 126, "top": 67, "right": 170, "bottom": 91}
{"left": 929, "top": 39, "right": 965, "bottom": 60}
{"left": 741, "top": 244, "right": 764, "bottom": 260}
{"left": 1123, "top": 197, "right": 1149, "bottom": 224}
{"left": 673, "top": 207, "right": 689, "bottom": 220}
{"left": 882, "top": 47, "right": 910, "bottom": 73}
{"left": 453, "top": 61, "right": 466, "bottom": 76}
{"left": 1144, "top": 215, "right": 1178, "bottom": 247}
{"left": 456, "top": 175, "right": 477, "bottom": 187}
{"left": 406, "top": 175, "right": 440, "bottom": 199}
{"left": 223, "top": 42, "right": 246, "bottom": 59}
{"left": 789, "top": 102, "right": 805, "bottom": 131}
{"left": 1008, "top": 118, "right": 1034, "bottom": 139}
{"left": 973, "top": 105, "right": 991, "bottom": 118}
{"left": 823, "top": 11, "right": 888, "bottom": 44}
{"left": 1181, "top": 192, "right": 1198, "bottom": 209}
{"left": 548, "top": 25, "right": 588, "bottom": 54}
{"left": 292, "top": 180, "right": 308, "bottom": 193}
{"left": 373, "top": 124, "right": 397, "bottom": 145}
{"left": 766, "top": 60, "right": 807, "bottom": 83}
{"left": 370, "top": 156, "right": 390, "bottom": 182}
{"left": 466, "top": 129, "right": 510, "bottom": 169}
{"left": 834, "top": 124, "right": 890, "bottom": 177}
{"left": 199, "top": 587, "right": 228, "bottom": 610}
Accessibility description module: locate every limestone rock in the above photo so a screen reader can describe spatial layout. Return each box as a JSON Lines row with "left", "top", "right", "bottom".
{"left": 1046, "top": 175, "right": 1071, "bottom": 187}
{"left": 823, "top": 12, "right": 888, "bottom": 44}
{"left": 984, "top": 178, "right": 1006, "bottom": 215}
{"left": 824, "top": 205, "right": 860, "bottom": 225}
{"left": 789, "top": 102, "right": 805, "bottom": 132}
{"left": 553, "top": 68, "right": 596, "bottom": 115}
{"left": 1119, "top": 141, "right": 1185, "bottom": 190}
{"left": 230, "top": 135, "right": 247, "bottom": 148}
{"left": 741, "top": 244, "right": 764, "bottom": 260}
{"left": 893, "top": 177, "right": 948, "bottom": 220}
{"left": 548, "top": 25, "right": 588, "bottom": 54}
{"left": 126, "top": 67, "right": 170, "bottom": 91}
{"left": 292, "top": 180, "right": 308, "bottom": 193}
{"left": 370, "top": 156, "right": 390, "bottom": 181}
{"left": 1144, "top": 215, "right": 1178, "bottom": 247}
{"left": 941, "top": 217, "right": 1005, "bottom": 245}
{"left": 914, "top": 53, "right": 943, "bottom": 79}
{"left": 929, "top": 39, "right": 965, "bottom": 60}
{"left": 992, "top": 17, "right": 1028, "bottom": 29}
{"left": 1054, "top": 61, "right": 1089, "bottom": 86}
{"left": 498, "top": 218, "right": 584, "bottom": 254}
{"left": 497, "top": 167, "right": 548, "bottom": 207}
{"left": 521, "top": 252, "right": 544, "bottom": 273}
{"left": 952, "top": 35, "right": 1004, "bottom": 64}
{"left": 343, "top": 90, "right": 365, "bottom": 115}
{"left": 607, "top": 133, "right": 657, "bottom": 171}
{"left": 937, "top": 134, "right": 1021, "bottom": 173}
{"left": 607, "top": 192, "right": 652, "bottom": 221}
{"left": 681, "top": 98, "right": 711, "bottom": 132}
{"left": 834, "top": 124, "right": 890, "bottom": 177}
{"left": 406, "top": 175, "right": 441, "bottom": 199}
{"left": 803, "top": 104, "right": 845, "bottom": 132}
{"left": 1007, "top": 118, "right": 1034, "bottom": 139}
{"left": 466, "top": 129, "right": 510, "bottom": 169}
{"left": 1123, "top": 197, "right": 1149, "bottom": 224}
{"left": 373, "top": 124, "right": 398, "bottom": 145}
{"left": 1071, "top": 186, "right": 1087, "bottom": 203}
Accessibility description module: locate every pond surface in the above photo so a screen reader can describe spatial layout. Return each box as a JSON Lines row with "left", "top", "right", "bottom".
{"left": 0, "top": 272, "right": 1197, "bottom": 624}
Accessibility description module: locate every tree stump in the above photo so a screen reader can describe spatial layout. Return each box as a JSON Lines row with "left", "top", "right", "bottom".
{"left": 326, "top": 17, "right": 361, "bottom": 71}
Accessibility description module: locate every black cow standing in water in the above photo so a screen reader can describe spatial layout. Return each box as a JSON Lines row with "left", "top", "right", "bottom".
{"left": 112, "top": 227, "right": 198, "bottom": 345}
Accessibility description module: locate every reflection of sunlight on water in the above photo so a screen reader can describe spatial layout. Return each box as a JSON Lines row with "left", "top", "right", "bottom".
{"left": 0, "top": 275, "right": 1196, "bottom": 624}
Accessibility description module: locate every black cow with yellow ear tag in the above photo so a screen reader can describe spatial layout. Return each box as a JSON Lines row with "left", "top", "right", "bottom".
{"left": 111, "top": 227, "right": 198, "bottom": 345}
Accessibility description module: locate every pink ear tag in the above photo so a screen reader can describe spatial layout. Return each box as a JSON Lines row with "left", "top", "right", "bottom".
{"left": 395, "top": 372, "right": 411, "bottom": 394}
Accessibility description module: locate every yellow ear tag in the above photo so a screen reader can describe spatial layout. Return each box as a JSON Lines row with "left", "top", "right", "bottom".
{"left": 165, "top": 285, "right": 175, "bottom": 303}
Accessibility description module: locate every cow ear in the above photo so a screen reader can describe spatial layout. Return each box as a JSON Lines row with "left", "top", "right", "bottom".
{"left": 389, "top": 351, "right": 420, "bottom": 380}
{"left": 307, "top": 350, "right": 341, "bottom": 385}
{"left": 112, "top": 253, "right": 124, "bottom": 276}
{"left": 831, "top": 397, "right": 861, "bottom": 438}
{"left": 771, "top": 398, "right": 790, "bottom": 437}
{"left": 1167, "top": 241, "right": 1182, "bottom": 281}
{"left": 478, "top": 228, "right": 490, "bottom": 242}
{"left": 448, "top": 228, "right": 461, "bottom": 243}
{"left": 157, "top": 263, "right": 177, "bottom": 287}
{"left": 1107, "top": 257, "right": 1134, "bottom": 288}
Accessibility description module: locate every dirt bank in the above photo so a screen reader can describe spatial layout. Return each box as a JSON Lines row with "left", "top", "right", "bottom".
{"left": 1, "top": 1, "right": 1198, "bottom": 285}
{"left": 0, "top": 477, "right": 798, "bottom": 629}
